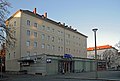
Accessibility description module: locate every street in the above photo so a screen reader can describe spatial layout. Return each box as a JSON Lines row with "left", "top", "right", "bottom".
{"left": 1, "top": 71, "right": 120, "bottom": 81}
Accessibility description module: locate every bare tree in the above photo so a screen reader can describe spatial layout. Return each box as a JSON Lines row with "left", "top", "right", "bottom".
{"left": 103, "top": 50, "right": 116, "bottom": 68}
{"left": 115, "top": 41, "right": 120, "bottom": 51}
{"left": 0, "top": 0, "right": 16, "bottom": 48}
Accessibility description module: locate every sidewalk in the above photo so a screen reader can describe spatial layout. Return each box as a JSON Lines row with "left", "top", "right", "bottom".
{"left": 53, "top": 71, "right": 120, "bottom": 81}
{"left": 0, "top": 71, "right": 120, "bottom": 81}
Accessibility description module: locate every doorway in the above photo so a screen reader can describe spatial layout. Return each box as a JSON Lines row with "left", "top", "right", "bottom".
{"left": 58, "top": 60, "right": 74, "bottom": 73}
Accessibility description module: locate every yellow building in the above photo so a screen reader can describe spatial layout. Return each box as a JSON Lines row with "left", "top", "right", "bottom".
{"left": 5, "top": 8, "right": 88, "bottom": 75}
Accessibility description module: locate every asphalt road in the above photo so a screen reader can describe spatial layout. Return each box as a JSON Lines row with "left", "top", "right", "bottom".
{"left": 1, "top": 71, "right": 120, "bottom": 81}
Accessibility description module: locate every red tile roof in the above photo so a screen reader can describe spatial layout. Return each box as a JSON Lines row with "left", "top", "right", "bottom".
{"left": 87, "top": 45, "right": 112, "bottom": 51}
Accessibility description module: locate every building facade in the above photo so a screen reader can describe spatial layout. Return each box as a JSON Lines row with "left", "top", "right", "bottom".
{"left": 87, "top": 45, "right": 118, "bottom": 60}
{"left": 5, "top": 8, "right": 89, "bottom": 75}
{"left": 87, "top": 45, "right": 118, "bottom": 69}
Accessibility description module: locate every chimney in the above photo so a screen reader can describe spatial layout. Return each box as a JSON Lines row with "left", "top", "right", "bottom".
{"left": 33, "top": 8, "right": 36, "bottom": 14}
{"left": 44, "top": 12, "right": 47, "bottom": 18}
{"left": 63, "top": 23, "right": 65, "bottom": 26}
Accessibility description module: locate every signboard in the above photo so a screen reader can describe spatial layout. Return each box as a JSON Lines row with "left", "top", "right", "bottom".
{"left": 64, "top": 54, "right": 73, "bottom": 58}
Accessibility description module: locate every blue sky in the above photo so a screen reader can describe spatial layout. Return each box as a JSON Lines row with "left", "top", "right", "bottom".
{"left": 7, "top": 0, "right": 120, "bottom": 47}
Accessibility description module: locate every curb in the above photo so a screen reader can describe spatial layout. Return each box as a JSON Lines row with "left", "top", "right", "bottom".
{"left": 62, "top": 77, "right": 120, "bottom": 81}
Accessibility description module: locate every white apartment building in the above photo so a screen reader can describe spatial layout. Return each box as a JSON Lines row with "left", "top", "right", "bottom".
{"left": 5, "top": 8, "right": 88, "bottom": 75}
{"left": 87, "top": 45, "right": 118, "bottom": 70}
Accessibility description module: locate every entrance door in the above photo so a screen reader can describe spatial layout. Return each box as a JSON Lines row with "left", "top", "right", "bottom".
{"left": 58, "top": 61, "right": 74, "bottom": 73}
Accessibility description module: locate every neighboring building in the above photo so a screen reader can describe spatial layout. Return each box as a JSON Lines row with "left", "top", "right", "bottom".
{"left": 5, "top": 8, "right": 89, "bottom": 75}
{"left": 87, "top": 45, "right": 118, "bottom": 69}
{"left": 87, "top": 45, "right": 118, "bottom": 60}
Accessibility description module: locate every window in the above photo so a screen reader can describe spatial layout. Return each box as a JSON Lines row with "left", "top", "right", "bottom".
{"left": 26, "top": 41, "right": 30, "bottom": 47}
{"left": 14, "top": 21, "right": 16, "bottom": 26}
{"left": 34, "top": 42, "right": 37, "bottom": 47}
{"left": 27, "top": 51, "right": 30, "bottom": 56}
{"left": 74, "top": 49, "right": 75, "bottom": 52}
{"left": 58, "top": 38, "right": 60, "bottom": 43}
{"left": 27, "top": 20, "right": 30, "bottom": 26}
{"left": 14, "top": 52, "right": 15, "bottom": 58}
{"left": 42, "top": 25, "right": 45, "bottom": 30}
{"left": 27, "top": 30, "right": 30, "bottom": 36}
{"left": 47, "top": 27, "right": 50, "bottom": 31}
{"left": 34, "top": 23, "right": 37, "bottom": 27}
{"left": 34, "top": 32, "right": 37, "bottom": 37}
{"left": 61, "top": 31, "right": 63, "bottom": 35}
{"left": 66, "top": 48, "right": 68, "bottom": 52}
{"left": 61, "top": 39, "right": 63, "bottom": 44}
{"left": 58, "top": 30, "right": 60, "bottom": 35}
{"left": 47, "top": 44, "right": 50, "bottom": 50}
{"left": 61, "top": 47, "right": 63, "bottom": 52}
{"left": 13, "top": 42, "right": 15, "bottom": 47}
{"left": 42, "top": 34, "right": 45, "bottom": 40}
{"left": 8, "top": 53, "right": 10, "bottom": 59}
{"left": 69, "top": 48, "right": 70, "bottom": 53}
{"left": 52, "top": 37, "right": 54, "bottom": 42}
{"left": 14, "top": 31, "right": 16, "bottom": 36}
{"left": 52, "top": 45, "right": 55, "bottom": 50}
{"left": 47, "top": 35, "right": 50, "bottom": 41}
{"left": 66, "top": 40, "right": 68, "bottom": 45}
{"left": 52, "top": 29, "right": 54, "bottom": 32}
{"left": 58, "top": 46, "right": 60, "bottom": 51}
{"left": 68, "top": 34, "right": 70, "bottom": 38}
{"left": 42, "top": 44, "right": 45, "bottom": 48}
{"left": 68, "top": 41, "right": 70, "bottom": 45}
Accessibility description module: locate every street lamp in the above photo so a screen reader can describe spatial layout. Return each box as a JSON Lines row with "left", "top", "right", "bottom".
{"left": 92, "top": 28, "right": 98, "bottom": 79}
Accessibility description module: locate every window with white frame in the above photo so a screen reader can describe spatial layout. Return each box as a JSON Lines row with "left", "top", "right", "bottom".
{"left": 14, "top": 31, "right": 16, "bottom": 36}
{"left": 34, "top": 32, "right": 37, "bottom": 37}
{"left": 26, "top": 41, "right": 30, "bottom": 47}
{"left": 58, "top": 30, "right": 60, "bottom": 35}
{"left": 61, "top": 31, "right": 63, "bottom": 35}
{"left": 42, "top": 44, "right": 45, "bottom": 48}
{"left": 27, "top": 20, "right": 30, "bottom": 26}
{"left": 47, "top": 35, "right": 50, "bottom": 41}
{"left": 14, "top": 52, "right": 15, "bottom": 58}
{"left": 58, "top": 38, "right": 60, "bottom": 43}
{"left": 47, "top": 44, "right": 50, "bottom": 50}
{"left": 27, "top": 30, "right": 30, "bottom": 36}
{"left": 58, "top": 46, "right": 60, "bottom": 51}
{"left": 42, "top": 25, "right": 45, "bottom": 30}
{"left": 52, "top": 28, "right": 54, "bottom": 32}
{"left": 47, "top": 27, "right": 50, "bottom": 31}
{"left": 61, "top": 39, "right": 63, "bottom": 44}
{"left": 52, "top": 45, "right": 55, "bottom": 50}
{"left": 34, "top": 23, "right": 37, "bottom": 27}
{"left": 34, "top": 42, "right": 37, "bottom": 47}
{"left": 42, "top": 34, "right": 45, "bottom": 40}
{"left": 8, "top": 53, "right": 10, "bottom": 59}
{"left": 14, "top": 21, "right": 16, "bottom": 26}
{"left": 52, "top": 37, "right": 54, "bottom": 42}
{"left": 69, "top": 48, "right": 70, "bottom": 53}
{"left": 61, "top": 47, "right": 63, "bottom": 52}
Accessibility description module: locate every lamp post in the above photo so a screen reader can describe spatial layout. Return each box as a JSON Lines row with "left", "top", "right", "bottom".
{"left": 92, "top": 28, "right": 98, "bottom": 79}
